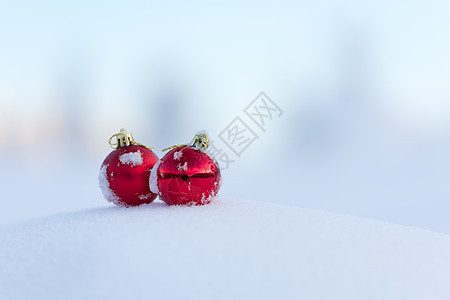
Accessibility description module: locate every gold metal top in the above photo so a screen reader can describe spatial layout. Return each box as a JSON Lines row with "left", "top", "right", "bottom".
{"left": 189, "top": 131, "right": 209, "bottom": 150}
{"left": 108, "top": 128, "right": 153, "bottom": 150}
{"left": 162, "top": 131, "right": 209, "bottom": 152}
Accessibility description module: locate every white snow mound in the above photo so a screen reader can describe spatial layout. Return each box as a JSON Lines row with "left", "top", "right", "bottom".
{"left": 1, "top": 199, "right": 450, "bottom": 300}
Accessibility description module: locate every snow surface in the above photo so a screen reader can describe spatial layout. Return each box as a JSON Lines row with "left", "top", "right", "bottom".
{"left": 1, "top": 199, "right": 450, "bottom": 300}
{"left": 118, "top": 150, "right": 143, "bottom": 166}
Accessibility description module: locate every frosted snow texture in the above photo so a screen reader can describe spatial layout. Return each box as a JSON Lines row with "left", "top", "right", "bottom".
{"left": 98, "top": 165, "right": 121, "bottom": 205}
{"left": 177, "top": 161, "right": 188, "bottom": 171}
{"left": 173, "top": 150, "right": 183, "bottom": 160}
{"left": 119, "top": 150, "right": 143, "bottom": 166}
{"left": 1, "top": 199, "right": 450, "bottom": 300}
{"left": 149, "top": 159, "right": 161, "bottom": 194}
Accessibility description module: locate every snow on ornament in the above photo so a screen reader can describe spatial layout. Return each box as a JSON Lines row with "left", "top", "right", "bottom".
{"left": 149, "top": 131, "right": 222, "bottom": 206}
{"left": 99, "top": 128, "right": 159, "bottom": 206}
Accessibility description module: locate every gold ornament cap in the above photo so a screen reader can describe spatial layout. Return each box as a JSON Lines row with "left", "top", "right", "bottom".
{"left": 189, "top": 131, "right": 209, "bottom": 150}
{"left": 162, "top": 131, "right": 209, "bottom": 152}
{"left": 109, "top": 128, "right": 134, "bottom": 149}
{"left": 108, "top": 128, "right": 152, "bottom": 150}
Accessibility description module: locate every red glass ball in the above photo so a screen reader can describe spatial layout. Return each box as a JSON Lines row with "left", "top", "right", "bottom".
{"left": 150, "top": 146, "right": 221, "bottom": 206}
{"left": 99, "top": 145, "right": 159, "bottom": 206}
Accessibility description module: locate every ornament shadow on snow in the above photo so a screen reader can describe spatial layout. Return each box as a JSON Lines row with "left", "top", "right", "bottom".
{"left": 149, "top": 132, "right": 222, "bottom": 206}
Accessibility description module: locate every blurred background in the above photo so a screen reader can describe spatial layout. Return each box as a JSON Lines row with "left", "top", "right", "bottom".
{"left": 0, "top": 0, "right": 449, "bottom": 233}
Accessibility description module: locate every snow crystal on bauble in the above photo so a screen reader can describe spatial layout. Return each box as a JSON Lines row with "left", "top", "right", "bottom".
{"left": 149, "top": 159, "right": 162, "bottom": 194}
{"left": 173, "top": 150, "right": 183, "bottom": 160}
{"left": 98, "top": 165, "right": 121, "bottom": 205}
{"left": 177, "top": 161, "right": 188, "bottom": 172}
{"left": 119, "top": 150, "right": 143, "bottom": 166}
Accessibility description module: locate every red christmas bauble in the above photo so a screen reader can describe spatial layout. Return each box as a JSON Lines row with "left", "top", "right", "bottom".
{"left": 150, "top": 145, "right": 221, "bottom": 206}
{"left": 99, "top": 131, "right": 159, "bottom": 206}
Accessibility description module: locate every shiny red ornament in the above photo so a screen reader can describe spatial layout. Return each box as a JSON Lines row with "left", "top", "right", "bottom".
{"left": 99, "top": 129, "right": 159, "bottom": 206}
{"left": 150, "top": 133, "right": 221, "bottom": 206}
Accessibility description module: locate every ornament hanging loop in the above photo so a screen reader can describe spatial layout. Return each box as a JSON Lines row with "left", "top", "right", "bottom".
{"left": 109, "top": 128, "right": 134, "bottom": 149}
{"left": 161, "top": 131, "right": 209, "bottom": 152}
{"left": 162, "top": 144, "right": 187, "bottom": 152}
{"left": 108, "top": 128, "right": 153, "bottom": 150}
